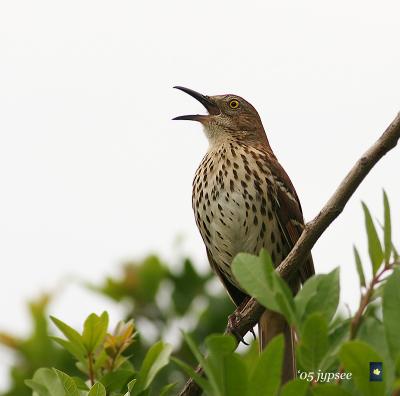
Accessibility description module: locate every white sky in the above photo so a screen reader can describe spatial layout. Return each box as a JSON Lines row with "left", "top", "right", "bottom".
{"left": 0, "top": 0, "right": 399, "bottom": 391}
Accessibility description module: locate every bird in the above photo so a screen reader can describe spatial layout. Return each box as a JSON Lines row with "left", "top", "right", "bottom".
{"left": 173, "top": 86, "right": 315, "bottom": 383}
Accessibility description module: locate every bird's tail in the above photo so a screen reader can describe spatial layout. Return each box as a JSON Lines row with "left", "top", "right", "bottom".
{"left": 258, "top": 309, "right": 296, "bottom": 383}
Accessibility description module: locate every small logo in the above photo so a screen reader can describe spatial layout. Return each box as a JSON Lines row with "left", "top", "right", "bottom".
{"left": 370, "top": 362, "right": 383, "bottom": 382}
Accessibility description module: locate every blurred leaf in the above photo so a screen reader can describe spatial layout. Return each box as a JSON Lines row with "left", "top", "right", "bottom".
{"left": 298, "top": 313, "right": 329, "bottom": 372}
{"left": 321, "top": 319, "right": 350, "bottom": 371}
{"left": 131, "top": 341, "right": 172, "bottom": 396}
{"left": 88, "top": 382, "right": 106, "bottom": 396}
{"left": 82, "top": 312, "right": 109, "bottom": 353}
{"left": 353, "top": 246, "right": 366, "bottom": 288}
{"left": 159, "top": 383, "right": 176, "bottom": 396}
{"left": 339, "top": 341, "right": 385, "bottom": 396}
{"left": 311, "top": 384, "right": 352, "bottom": 396}
{"left": 358, "top": 316, "right": 394, "bottom": 392}
{"left": 171, "top": 259, "right": 210, "bottom": 315}
{"left": 232, "top": 251, "right": 297, "bottom": 327}
{"left": 362, "top": 202, "right": 384, "bottom": 274}
{"left": 295, "top": 268, "right": 340, "bottom": 324}
{"left": 280, "top": 378, "right": 309, "bottom": 396}
{"left": 383, "top": 268, "right": 400, "bottom": 361}
{"left": 247, "top": 335, "right": 284, "bottom": 396}
{"left": 383, "top": 190, "right": 392, "bottom": 264}
{"left": 96, "top": 256, "right": 168, "bottom": 304}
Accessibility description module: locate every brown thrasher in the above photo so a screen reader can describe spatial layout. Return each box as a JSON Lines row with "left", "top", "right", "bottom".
{"left": 173, "top": 86, "right": 315, "bottom": 382}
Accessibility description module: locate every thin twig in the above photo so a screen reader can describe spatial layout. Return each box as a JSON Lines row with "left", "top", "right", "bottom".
{"left": 179, "top": 112, "right": 400, "bottom": 396}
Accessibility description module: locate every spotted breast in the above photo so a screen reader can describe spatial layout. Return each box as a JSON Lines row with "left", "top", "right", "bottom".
{"left": 192, "top": 140, "right": 288, "bottom": 294}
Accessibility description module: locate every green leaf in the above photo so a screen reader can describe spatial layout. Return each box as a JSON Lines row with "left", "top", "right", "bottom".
{"left": 25, "top": 368, "right": 64, "bottom": 396}
{"left": 339, "top": 341, "right": 385, "bottom": 396}
{"left": 320, "top": 319, "right": 350, "bottom": 371}
{"left": 383, "top": 268, "right": 400, "bottom": 361}
{"left": 51, "top": 337, "right": 86, "bottom": 362}
{"left": 247, "top": 335, "right": 284, "bottom": 396}
{"left": 295, "top": 268, "right": 340, "bottom": 324}
{"left": 362, "top": 202, "right": 384, "bottom": 274}
{"left": 159, "top": 383, "right": 176, "bottom": 396}
{"left": 232, "top": 251, "right": 297, "bottom": 326}
{"left": 311, "top": 384, "right": 352, "bottom": 396}
{"left": 353, "top": 246, "right": 366, "bottom": 288}
{"left": 182, "top": 332, "right": 217, "bottom": 393}
{"left": 205, "top": 334, "right": 236, "bottom": 393}
{"left": 204, "top": 334, "right": 248, "bottom": 396}
{"left": 280, "top": 378, "right": 309, "bottom": 396}
{"left": 358, "top": 316, "right": 394, "bottom": 392}
{"left": 88, "top": 382, "right": 106, "bottom": 396}
{"left": 131, "top": 341, "right": 172, "bottom": 396}
{"left": 223, "top": 354, "right": 248, "bottom": 396}
{"left": 100, "top": 369, "right": 135, "bottom": 393}
{"left": 82, "top": 312, "right": 109, "bottom": 353}
{"left": 50, "top": 316, "right": 86, "bottom": 356}
{"left": 171, "top": 357, "right": 213, "bottom": 395}
{"left": 294, "top": 275, "right": 320, "bottom": 319}
{"left": 383, "top": 190, "right": 392, "bottom": 263}
{"left": 24, "top": 379, "right": 50, "bottom": 396}
{"left": 54, "top": 369, "right": 79, "bottom": 396}
{"left": 297, "top": 313, "right": 329, "bottom": 372}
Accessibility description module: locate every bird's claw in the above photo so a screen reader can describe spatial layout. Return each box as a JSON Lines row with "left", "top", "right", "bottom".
{"left": 227, "top": 311, "right": 249, "bottom": 345}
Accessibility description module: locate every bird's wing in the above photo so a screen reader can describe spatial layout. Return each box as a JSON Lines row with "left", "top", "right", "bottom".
{"left": 206, "top": 248, "right": 248, "bottom": 307}
{"left": 267, "top": 155, "right": 315, "bottom": 283}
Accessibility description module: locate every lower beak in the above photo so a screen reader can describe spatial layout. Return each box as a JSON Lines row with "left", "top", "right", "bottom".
{"left": 172, "top": 86, "right": 219, "bottom": 121}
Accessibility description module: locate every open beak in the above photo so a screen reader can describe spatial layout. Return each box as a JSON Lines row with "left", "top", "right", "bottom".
{"left": 172, "top": 86, "right": 220, "bottom": 121}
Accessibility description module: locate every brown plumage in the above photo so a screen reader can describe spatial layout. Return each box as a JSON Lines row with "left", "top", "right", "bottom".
{"left": 174, "top": 86, "right": 315, "bottom": 383}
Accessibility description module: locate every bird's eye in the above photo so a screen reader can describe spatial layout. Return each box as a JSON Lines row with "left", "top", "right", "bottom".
{"left": 229, "top": 99, "right": 240, "bottom": 109}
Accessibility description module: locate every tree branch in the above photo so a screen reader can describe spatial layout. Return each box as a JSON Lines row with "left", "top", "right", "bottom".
{"left": 179, "top": 112, "right": 400, "bottom": 396}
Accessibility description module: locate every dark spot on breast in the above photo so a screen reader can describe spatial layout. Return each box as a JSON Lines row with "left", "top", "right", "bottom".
{"left": 241, "top": 180, "right": 248, "bottom": 188}
{"left": 253, "top": 216, "right": 258, "bottom": 225}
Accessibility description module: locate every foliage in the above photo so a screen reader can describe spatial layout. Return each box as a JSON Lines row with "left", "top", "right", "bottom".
{"left": 1, "top": 257, "right": 233, "bottom": 396}
{"left": 1, "top": 191, "right": 400, "bottom": 395}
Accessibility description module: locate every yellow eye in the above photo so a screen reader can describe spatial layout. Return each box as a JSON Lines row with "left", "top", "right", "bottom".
{"left": 229, "top": 99, "right": 240, "bottom": 109}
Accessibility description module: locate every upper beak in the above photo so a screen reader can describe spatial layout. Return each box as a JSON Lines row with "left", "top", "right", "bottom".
{"left": 172, "top": 86, "right": 220, "bottom": 121}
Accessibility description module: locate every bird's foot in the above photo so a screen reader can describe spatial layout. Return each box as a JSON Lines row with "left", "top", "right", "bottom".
{"left": 227, "top": 311, "right": 249, "bottom": 345}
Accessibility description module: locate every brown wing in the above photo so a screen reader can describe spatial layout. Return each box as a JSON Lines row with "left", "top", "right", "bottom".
{"left": 206, "top": 248, "right": 248, "bottom": 307}
{"left": 267, "top": 156, "right": 315, "bottom": 283}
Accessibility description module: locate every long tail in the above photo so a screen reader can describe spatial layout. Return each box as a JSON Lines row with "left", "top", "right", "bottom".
{"left": 258, "top": 309, "right": 296, "bottom": 383}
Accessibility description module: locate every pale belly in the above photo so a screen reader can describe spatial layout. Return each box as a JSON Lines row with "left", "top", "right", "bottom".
{"left": 193, "top": 175, "right": 284, "bottom": 289}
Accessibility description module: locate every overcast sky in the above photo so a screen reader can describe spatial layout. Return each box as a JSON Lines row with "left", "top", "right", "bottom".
{"left": 0, "top": 0, "right": 399, "bottom": 390}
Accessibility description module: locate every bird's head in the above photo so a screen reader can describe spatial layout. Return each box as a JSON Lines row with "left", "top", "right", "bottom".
{"left": 173, "top": 86, "right": 268, "bottom": 146}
